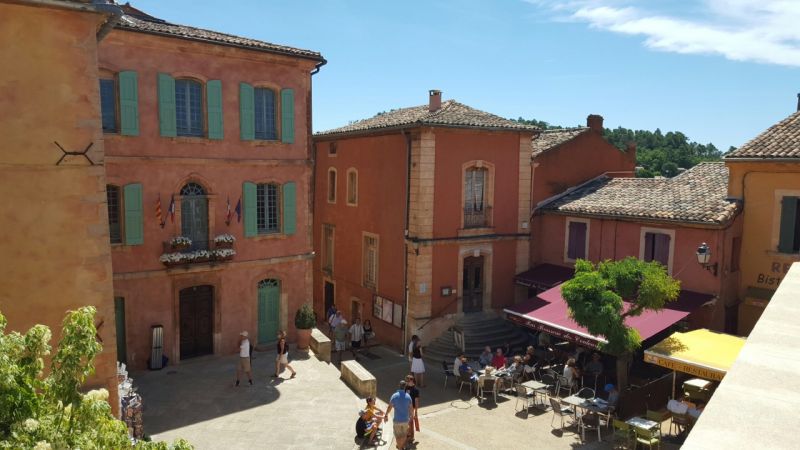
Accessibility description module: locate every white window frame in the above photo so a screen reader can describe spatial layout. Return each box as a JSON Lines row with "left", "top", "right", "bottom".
{"left": 563, "top": 217, "right": 590, "bottom": 263}
{"left": 639, "top": 227, "right": 676, "bottom": 275}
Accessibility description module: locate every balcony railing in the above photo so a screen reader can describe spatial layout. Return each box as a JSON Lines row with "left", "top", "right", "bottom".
{"left": 464, "top": 206, "right": 491, "bottom": 229}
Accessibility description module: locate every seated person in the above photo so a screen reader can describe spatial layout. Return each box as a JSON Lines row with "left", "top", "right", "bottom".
{"left": 584, "top": 352, "right": 604, "bottom": 377}
{"left": 491, "top": 348, "right": 507, "bottom": 369}
{"left": 363, "top": 396, "right": 384, "bottom": 423}
{"left": 355, "top": 410, "right": 377, "bottom": 442}
{"left": 668, "top": 398, "right": 689, "bottom": 415}
{"left": 562, "top": 358, "right": 580, "bottom": 386}
{"left": 453, "top": 353, "right": 464, "bottom": 376}
{"left": 509, "top": 355, "right": 524, "bottom": 375}
{"left": 459, "top": 357, "right": 478, "bottom": 382}
{"left": 604, "top": 383, "right": 620, "bottom": 409}
{"left": 680, "top": 393, "right": 697, "bottom": 410}
{"left": 688, "top": 402, "right": 705, "bottom": 419}
{"left": 522, "top": 353, "right": 536, "bottom": 375}
{"left": 478, "top": 346, "right": 493, "bottom": 368}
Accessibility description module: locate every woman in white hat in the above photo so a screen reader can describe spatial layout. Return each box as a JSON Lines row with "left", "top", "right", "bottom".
{"left": 236, "top": 331, "right": 253, "bottom": 386}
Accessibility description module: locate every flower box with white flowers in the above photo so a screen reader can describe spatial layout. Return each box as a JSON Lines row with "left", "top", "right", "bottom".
{"left": 213, "top": 234, "right": 236, "bottom": 249}
{"left": 169, "top": 236, "right": 192, "bottom": 251}
{"left": 212, "top": 248, "right": 236, "bottom": 262}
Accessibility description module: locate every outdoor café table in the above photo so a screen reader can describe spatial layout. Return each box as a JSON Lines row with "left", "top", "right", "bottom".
{"left": 521, "top": 380, "right": 548, "bottom": 407}
{"left": 563, "top": 395, "right": 610, "bottom": 414}
{"left": 626, "top": 416, "right": 660, "bottom": 431}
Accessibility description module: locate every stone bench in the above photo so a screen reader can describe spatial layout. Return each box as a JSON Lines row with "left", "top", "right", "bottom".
{"left": 310, "top": 328, "right": 331, "bottom": 363}
{"left": 340, "top": 360, "right": 377, "bottom": 399}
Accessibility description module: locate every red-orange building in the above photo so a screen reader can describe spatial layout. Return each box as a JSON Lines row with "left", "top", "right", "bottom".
{"left": 99, "top": 6, "right": 324, "bottom": 368}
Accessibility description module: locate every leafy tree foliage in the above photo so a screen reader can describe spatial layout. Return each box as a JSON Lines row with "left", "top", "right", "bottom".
{"left": 512, "top": 117, "right": 723, "bottom": 177}
{"left": 0, "top": 307, "right": 192, "bottom": 450}
{"left": 561, "top": 258, "right": 680, "bottom": 356}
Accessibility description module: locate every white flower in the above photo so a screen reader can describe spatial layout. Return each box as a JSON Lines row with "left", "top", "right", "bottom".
{"left": 85, "top": 388, "right": 109, "bottom": 402}
{"left": 159, "top": 252, "right": 187, "bottom": 263}
{"left": 213, "top": 248, "right": 236, "bottom": 258}
{"left": 23, "top": 418, "right": 39, "bottom": 432}
{"left": 33, "top": 441, "right": 51, "bottom": 450}
{"left": 170, "top": 236, "right": 192, "bottom": 246}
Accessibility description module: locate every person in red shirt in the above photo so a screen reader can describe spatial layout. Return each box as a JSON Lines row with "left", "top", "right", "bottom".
{"left": 491, "top": 348, "right": 507, "bottom": 368}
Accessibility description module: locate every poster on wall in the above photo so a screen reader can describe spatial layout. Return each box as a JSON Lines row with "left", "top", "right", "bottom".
{"left": 373, "top": 295, "right": 382, "bottom": 319}
{"left": 393, "top": 303, "right": 403, "bottom": 328}
{"left": 381, "top": 297, "right": 393, "bottom": 323}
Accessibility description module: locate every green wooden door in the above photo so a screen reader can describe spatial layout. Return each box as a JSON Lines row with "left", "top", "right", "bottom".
{"left": 114, "top": 297, "right": 127, "bottom": 364}
{"left": 258, "top": 279, "right": 280, "bottom": 345}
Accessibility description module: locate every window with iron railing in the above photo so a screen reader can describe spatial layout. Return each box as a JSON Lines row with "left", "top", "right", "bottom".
{"left": 464, "top": 167, "right": 489, "bottom": 228}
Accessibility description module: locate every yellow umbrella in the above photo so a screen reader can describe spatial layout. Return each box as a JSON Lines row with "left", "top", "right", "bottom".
{"left": 644, "top": 329, "right": 745, "bottom": 381}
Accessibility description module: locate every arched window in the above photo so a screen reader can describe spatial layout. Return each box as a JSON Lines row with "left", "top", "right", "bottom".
{"left": 257, "top": 279, "right": 281, "bottom": 344}
{"left": 254, "top": 87, "right": 277, "bottom": 140}
{"left": 180, "top": 182, "right": 208, "bottom": 250}
{"left": 175, "top": 79, "right": 204, "bottom": 137}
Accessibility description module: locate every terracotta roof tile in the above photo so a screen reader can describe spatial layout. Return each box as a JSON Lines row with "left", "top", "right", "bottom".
{"left": 316, "top": 100, "right": 538, "bottom": 136}
{"left": 540, "top": 162, "right": 739, "bottom": 225}
{"left": 726, "top": 111, "right": 800, "bottom": 159}
{"left": 115, "top": 5, "right": 324, "bottom": 62}
{"left": 532, "top": 128, "right": 590, "bottom": 157}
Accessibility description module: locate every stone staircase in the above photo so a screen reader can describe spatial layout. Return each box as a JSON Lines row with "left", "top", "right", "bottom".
{"left": 422, "top": 311, "right": 532, "bottom": 365}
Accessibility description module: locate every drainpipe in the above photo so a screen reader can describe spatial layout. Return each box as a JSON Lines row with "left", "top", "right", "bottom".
{"left": 91, "top": 0, "right": 124, "bottom": 41}
{"left": 402, "top": 129, "right": 412, "bottom": 356}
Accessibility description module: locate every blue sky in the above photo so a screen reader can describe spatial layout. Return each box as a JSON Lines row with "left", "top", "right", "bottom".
{"left": 131, "top": 0, "right": 799, "bottom": 150}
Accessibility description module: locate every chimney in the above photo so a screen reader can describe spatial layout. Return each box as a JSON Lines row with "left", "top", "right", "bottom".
{"left": 587, "top": 114, "right": 603, "bottom": 132}
{"left": 797, "top": 93, "right": 800, "bottom": 112}
{"left": 429, "top": 90, "right": 442, "bottom": 112}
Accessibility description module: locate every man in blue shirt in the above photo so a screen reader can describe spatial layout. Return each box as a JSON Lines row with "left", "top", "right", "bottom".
{"left": 385, "top": 380, "right": 413, "bottom": 450}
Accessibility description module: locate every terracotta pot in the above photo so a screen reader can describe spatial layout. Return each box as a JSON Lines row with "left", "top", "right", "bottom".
{"left": 296, "top": 328, "right": 312, "bottom": 350}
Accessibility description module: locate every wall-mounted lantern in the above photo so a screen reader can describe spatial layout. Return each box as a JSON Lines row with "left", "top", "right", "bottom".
{"left": 696, "top": 242, "right": 718, "bottom": 276}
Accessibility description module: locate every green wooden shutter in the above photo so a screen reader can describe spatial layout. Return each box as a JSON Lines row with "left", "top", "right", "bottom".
{"left": 123, "top": 183, "right": 143, "bottom": 245}
{"left": 206, "top": 80, "right": 223, "bottom": 140}
{"left": 240, "top": 83, "right": 255, "bottom": 141}
{"left": 118, "top": 71, "right": 139, "bottom": 136}
{"left": 778, "top": 196, "right": 798, "bottom": 253}
{"left": 157, "top": 73, "right": 176, "bottom": 137}
{"left": 243, "top": 181, "right": 257, "bottom": 237}
{"left": 283, "top": 181, "right": 296, "bottom": 235}
{"left": 281, "top": 88, "right": 294, "bottom": 144}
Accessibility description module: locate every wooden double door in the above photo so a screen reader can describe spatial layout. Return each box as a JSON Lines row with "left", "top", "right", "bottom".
{"left": 462, "top": 256, "right": 484, "bottom": 313}
{"left": 179, "top": 285, "right": 214, "bottom": 360}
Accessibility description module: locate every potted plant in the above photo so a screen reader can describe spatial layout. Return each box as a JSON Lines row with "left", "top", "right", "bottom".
{"left": 159, "top": 252, "right": 187, "bottom": 267}
{"left": 169, "top": 236, "right": 192, "bottom": 251}
{"left": 188, "top": 250, "right": 212, "bottom": 263}
{"left": 212, "top": 248, "right": 236, "bottom": 262}
{"left": 294, "top": 303, "right": 316, "bottom": 350}
{"left": 214, "top": 233, "right": 236, "bottom": 249}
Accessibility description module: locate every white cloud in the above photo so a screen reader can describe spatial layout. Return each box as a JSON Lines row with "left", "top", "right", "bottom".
{"left": 527, "top": 0, "right": 800, "bottom": 67}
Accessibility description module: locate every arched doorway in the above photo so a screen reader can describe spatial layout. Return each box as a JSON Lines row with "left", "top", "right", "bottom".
{"left": 180, "top": 182, "right": 208, "bottom": 250}
{"left": 257, "top": 279, "right": 280, "bottom": 345}
{"left": 179, "top": 285, "right": 214, "bottom": 359}
{"left": 462, "top": 256, "right": 484, "bottom": 313}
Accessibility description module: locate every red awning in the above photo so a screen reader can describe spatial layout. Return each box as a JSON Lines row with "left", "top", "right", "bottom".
{"left": 514, "top": 264, "right": 574, "bottom": 289}
{"left": 504, "top": 285, "right": 715, "bottom": 350}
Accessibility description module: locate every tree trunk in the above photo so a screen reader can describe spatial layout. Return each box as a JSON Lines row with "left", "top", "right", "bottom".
{"left": 615, "top": 353, "right": 631, "bottom": 390}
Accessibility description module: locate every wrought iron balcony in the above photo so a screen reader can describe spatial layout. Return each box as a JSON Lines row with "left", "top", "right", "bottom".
{"left": 464, "top": 206, "right": 491, "bottom": 229}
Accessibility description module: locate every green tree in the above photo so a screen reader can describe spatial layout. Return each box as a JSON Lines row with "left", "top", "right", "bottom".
{"left": 0, "top": 307, "right": 192, "bottom": 450}
{"left": 660, "top": 162, "right": 679, "bottom": 178}
{"left": 560, "top": 257, "right": 680, "bottom": 388}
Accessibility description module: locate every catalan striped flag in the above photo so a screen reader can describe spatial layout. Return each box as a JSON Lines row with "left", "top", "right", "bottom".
{"left": 156, "top": 195, "right": 164, "bottom": 228}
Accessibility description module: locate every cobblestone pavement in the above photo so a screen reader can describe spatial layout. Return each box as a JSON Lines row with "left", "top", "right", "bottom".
{"left": 134, "top": 345, "right": 683, "bottom": 450}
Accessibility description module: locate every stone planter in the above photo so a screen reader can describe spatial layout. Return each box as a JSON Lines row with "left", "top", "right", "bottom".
{"left": 296, "top": 328, "right": 312, "bottom": 350}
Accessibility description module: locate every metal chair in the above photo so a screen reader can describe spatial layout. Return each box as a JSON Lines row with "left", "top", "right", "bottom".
{"left": 458, "top": 372, "right": 476, "bottom": 395}
{"left": 670, "top": 411, "right": 692, "bottom": 435}
{"left": 576, "top": 387, "right": 595, "bottom": 399}
{"left": 612, "top": 419, "right": 634, "bottom": 449}
{"left": 634, "top": 426, "right": 662, "bottom": 450}
{"left": 578, "top": 412, "right": 602, "bottom": 443}
{"left": 539, "top": 373, "right": 557, "bottom": 397}
{"left": 514, "top": 384, "right": 531, "bottom": 412}
{"left": 441, "top": 360, "right": 455, "bottom": 390}
{"left": 556, "top": 375, "right": 576, "bottom": 397}
{"left": 549, "top": 397, "right": 575, "bottom": 431}
{"left": 478, "top": 376, "right": 498, "bottom": 403}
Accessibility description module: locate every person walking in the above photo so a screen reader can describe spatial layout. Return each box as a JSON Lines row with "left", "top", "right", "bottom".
{"left": 409, "top": 335, "right": 426, "bottom": 387}
{"left": 385, "top": 380, "right": 413, "bottom": 450}
{"left": 333, "top": 319, "right": 349, "bottom": 363}
{"left": 404, "top": 374, "right": 421, "bottom": 443}
{"left": 274, "top": 330, "right": 296, "bottom": 379}
{"left": 235, "top": 331, "right": 253, "bottom": 386}
{"left": 349, "top": 318, "right": 365, "bottom": 359}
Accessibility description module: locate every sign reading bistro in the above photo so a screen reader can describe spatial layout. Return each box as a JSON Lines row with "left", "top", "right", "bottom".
{"left": 643, "top": 352, "right": 725, "bottom": 381}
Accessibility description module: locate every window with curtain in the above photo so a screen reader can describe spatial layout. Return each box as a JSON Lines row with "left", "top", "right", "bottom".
{"left": 566, "top": 221, "right": 587, "bottom": 260}
{"left": 180, "top": 182, "right": 208, "bottom": 250}
{"left": 254, "top": 87, "right": 277, "bottom": 140}
{"left": 106, "top": 184, "right": 122, "bottom": 244}
{"left": 323, "top": 224, "right": 334, "bottom": 273}
{"left": 464, "top": 167, "right": 487, "bottom": 228}
{"left": 175, "top": 79, "right": 204, "bottom": 137}
{"left": 363, "top": 234, "right": 378, "bottom": 289}
{"left": 100, "top": 78, "right": 118, "bottom": 133}
{"left": 256, "top": 183, "right": 280, "bottom": 234}
{"left": 643, "top": 232, "right": 671, "bottom": 268}
{"left": 347, "top": 169, "right": 358, "bottom": 205}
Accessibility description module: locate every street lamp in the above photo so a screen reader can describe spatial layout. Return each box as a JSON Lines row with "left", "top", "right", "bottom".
{"left": 696, "top": 242, "right": 718, "bottom": 276}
